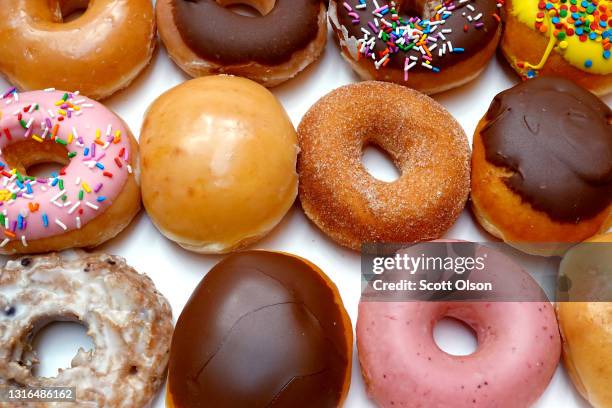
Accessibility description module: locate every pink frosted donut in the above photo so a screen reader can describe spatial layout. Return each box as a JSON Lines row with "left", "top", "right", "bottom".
{"left": 0, "top": 89, "right": 140, "bottom": 254}
{"left": 357, "top": 301, "right": 561, "bottom": 407}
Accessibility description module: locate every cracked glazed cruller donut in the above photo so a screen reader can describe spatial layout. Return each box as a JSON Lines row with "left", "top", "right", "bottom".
{"left": 329, "top": 0, "right": 503, "bottom": 94}
{"left": 297, "top": 81, "right": 470, "bottom": 250}
{"left": 156, "top": 0, "right": 328, "bottom": 86}
{"left": 0, "top": 0, "right": 156, "bottom": 100}
{"left": 0, "top": 251, "right": 173, "bottom": 408}
{"left": 0, "top": 89, "right": 141, "bottom": 255}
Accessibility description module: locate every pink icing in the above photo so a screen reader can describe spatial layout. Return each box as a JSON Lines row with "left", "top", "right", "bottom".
{"left": 0, "top": 89, "right": 131, "bottom": 247}
{"left": 357, "top": 300, "right": 561, "bottom": 407}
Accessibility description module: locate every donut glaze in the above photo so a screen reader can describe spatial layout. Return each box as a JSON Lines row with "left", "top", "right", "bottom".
{"left": 167, "top": 251, "right": 353, "bottom": 408}
{"left": 357, "top": 300, "right": 560, "bottom": 407}
{"left": 171, "top": 0, "right": 324, "bottom": 65}
{"left": 0, "top": 89, "right": 136, "bottom": 252}
{"left": 0, "top": 0, "right": 156, "bottom": 100}
{"left": 297, "top": 81, "right": 470, "bottom": 250}
{"left": 0, "top": 251, "right": 173, "bottom": 408}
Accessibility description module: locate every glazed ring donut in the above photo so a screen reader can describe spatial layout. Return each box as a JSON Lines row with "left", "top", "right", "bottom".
{"left": 328, "top": 0, "right": 503, "bottom": 94}
{"left": 471, "top": 76, "right": 612, "bottom": 256}
{"left": 0, "top": 0, "right": 156, "bottom": 100}
{"left": 0, "top": 251, "right": 173, "bottom": 408}
{"left": 156, "top": 0, "right": 328, "bottom": 87}
{"left": 297, "top": 81, "right": 470, "bottom": 250}
{"left": 502, "top": 0, "right": 612, "bottom": 95}
{"left": 557, "top": 233, "right": 612, "bottom": 408}
{"left": 0, "top": 89, "right": 141, "bottom": 255}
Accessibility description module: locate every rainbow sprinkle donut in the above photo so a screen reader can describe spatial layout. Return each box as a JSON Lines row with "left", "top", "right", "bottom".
{"left": 503, "top": 0, "right": 612, "bottom": 94}
{"left": 0, "top": 89, "right": 140, "bottom": 254}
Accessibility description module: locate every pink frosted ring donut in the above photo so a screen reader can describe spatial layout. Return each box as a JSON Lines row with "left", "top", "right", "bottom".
{"left": 358, "top": 293, "right": 561, "bottom": 406}
{"left": 0, "top": 89, "right": 140, "bottom": 254}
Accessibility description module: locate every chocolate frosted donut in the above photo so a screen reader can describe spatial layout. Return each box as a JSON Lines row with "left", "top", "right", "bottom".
{"left": 166, "top": 251, "right": 353, "bottom": 408}
{"left": 471, "top": 77, "right": 612, "bottom": 256}
{"left": 156, "top": 0, "right": 328, "bottom": 86}
{"left": 329, "top": 0, "right": 502, "bottom": 94}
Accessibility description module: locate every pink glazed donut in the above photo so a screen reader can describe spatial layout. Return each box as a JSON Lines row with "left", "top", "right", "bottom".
{"left": 358, "top": 302, "right": 560, "bottom": 407}
{"left": 0, "top": 89, "right": 140, "bottom": 254}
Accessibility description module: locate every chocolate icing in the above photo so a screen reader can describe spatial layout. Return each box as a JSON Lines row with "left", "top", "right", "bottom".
{"left": 168, "top": 251, "right": 351, "bottom": 408}
{"left": 481, "top": 77, "right": 612, "bottom": 223}
{"left": 171, "top": 0, "right": 323, "bottom": 66}
{"left": 333, "top": 0, "right": 500, "bottom": 72}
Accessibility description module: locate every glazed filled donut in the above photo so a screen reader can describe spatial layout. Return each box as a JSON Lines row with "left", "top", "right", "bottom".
{"left": 557, "top": 233, "right": 612, "bottom": 408}
{"left": 0, "top": 0, "right": 156, "bottom": 100}
{"left": 167, "top": 251, "right": 353, "bottom": 408}
{"left": 471, "top": 77, "right": 612, "bottom": 256}
{"left": 140, "top": 75, "right": 297, "bottom": 254}
{"left": 502, "top": 0, "right": 612, "bottom": 95}
{"left": 329, "top": 0, "right": 502, "bottom": 94}
{"left": 156, "top": 0, "right": 327, "bottom": 87}
{"left": 297, "top": 81, "right": 470, "bottom": 251}
{"left": 358, "top": 300, "right": 561, "bottom": 407}
{"left": 0, "top": 251, "right": 173, "bottom": 408}
{"left": 0, "top": 89, "right": 141, "bottom": 255}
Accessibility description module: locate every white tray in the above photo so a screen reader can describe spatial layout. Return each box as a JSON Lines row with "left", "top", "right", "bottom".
{"left": 9, "top": 14, "right": 612, "bottom": 408}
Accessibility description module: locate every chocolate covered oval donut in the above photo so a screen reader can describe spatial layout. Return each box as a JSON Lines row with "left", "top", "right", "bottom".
{"left": 167, "top": 251, "right": 353, "bottom": 408}
{"left": 157, "top": 0, "right": 328, "bottom": 86}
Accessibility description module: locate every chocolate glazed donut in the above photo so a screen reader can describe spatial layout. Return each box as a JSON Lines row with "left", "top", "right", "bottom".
{"left": 156, "top": 0, "right": 328, "bottom": 86}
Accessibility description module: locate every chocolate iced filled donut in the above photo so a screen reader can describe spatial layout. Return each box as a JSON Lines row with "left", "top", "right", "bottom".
{"left": 329, "top": 0, "right": 502, "bottom": 94}
{"left": 156, "top": 0, "right": 328, "bottom": 86}
{"left": 167, "top": 251, "right": 353, "bottom": 408}
{"left": 471, "top": 77, "right": 612, "bottom": 256}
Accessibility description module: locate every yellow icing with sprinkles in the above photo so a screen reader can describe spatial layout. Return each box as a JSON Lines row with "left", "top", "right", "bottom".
{"left": 512, "top": 0, "right": 612, "bottom": 75}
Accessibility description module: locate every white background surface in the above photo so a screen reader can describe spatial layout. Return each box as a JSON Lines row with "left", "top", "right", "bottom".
{"left": 6, "top": 10, "right": 612, "bottom": 408}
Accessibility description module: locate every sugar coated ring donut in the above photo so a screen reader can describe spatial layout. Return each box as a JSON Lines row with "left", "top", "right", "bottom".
{"left": 329, "top": 0, "right": 502, "bottom": 94}
{"left": 0, "top": 251, "right": 173, "bottom": 408}
{"left": 502, "top": 0, "right": 612, "bottom": 95}
{"left": 0, "top": 0, "right": 156, "bottom": 100}
{"left": 297, "top": 81, "right": 470, "bottom": 250}
{"left": 156, "top": 0, "right": 328, "bottom": 87}
{"left": 0, "top": 89, "right": 141, "bottom": 255}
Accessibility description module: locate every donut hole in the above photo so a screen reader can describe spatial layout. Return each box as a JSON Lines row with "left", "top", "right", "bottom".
{"left": 1, "top": 140, "right": 69, "bottom": 179}
{"left": 433, "top": 317, "right": 478, "bottom": 356}
{"left": 397, "top": 0, "right": 435, "bottom": 19}
{"left": 31, "top": 320, "right": 93, "bottom": 378}
{"left": 58, "top": 0, "right": 91, "bottom": 22}
{"left": 361, "top": 144, "right": 401, "bottom": 182}
{"left": 216, "top": 0, "right": 275, "bottom": 16}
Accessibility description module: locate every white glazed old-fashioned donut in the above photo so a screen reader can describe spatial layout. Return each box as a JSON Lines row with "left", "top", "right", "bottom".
{"left": 0, "top": 251, "right": 173, "bottom": 407}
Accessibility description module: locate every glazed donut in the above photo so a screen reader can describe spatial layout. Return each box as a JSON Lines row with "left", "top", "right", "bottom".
{"left": 502, "top": 0, "right": 612, "bottom": 95}
{"left": 0, "top": 0, "right": 156, "bottom": 100}
{"left": 471, "top": 76, "right": 612, "bottom": 256}
{"left": 0, "top": 89, "right": 141, "bottom": 255}
{"left": 358, "top": 300, "right": 560, "bottom": 407}
{"left": 557, "top": 233, "right": 612, "bottom": 408}
{"left": 167, "top": 251, "right": 353, "bottom": 407}
{"left": 140, "top": 75, "right": 298, "bottom": 254}
{"left": 329, "top": 0, "right": 502, "bottom": 94}
{"left": 297, "top": 81, "right": 470, "bottom": 251}
{"left": 156, "top": 0, "right": 327, "bottom": 87}
{"left": 0, "top": 251, "right": 173, "bottom": 408}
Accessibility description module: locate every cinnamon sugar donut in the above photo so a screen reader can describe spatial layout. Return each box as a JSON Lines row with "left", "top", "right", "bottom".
{"left": 297, "top": 81, "right": 470, "bottom": 250}
{"left": 0, "top": 251, "right": 173, "bottom": 408}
